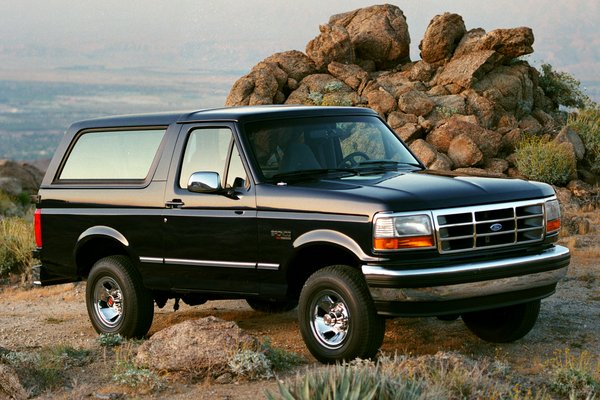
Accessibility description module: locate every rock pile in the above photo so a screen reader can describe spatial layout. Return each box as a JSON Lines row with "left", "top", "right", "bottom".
{"left": 226, "top": 4, "right": 592, "bottom": 187}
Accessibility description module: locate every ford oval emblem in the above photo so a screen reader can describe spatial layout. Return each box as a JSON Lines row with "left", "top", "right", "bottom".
{"left": 490, "top": 223, "right": 503, "bottom": 232}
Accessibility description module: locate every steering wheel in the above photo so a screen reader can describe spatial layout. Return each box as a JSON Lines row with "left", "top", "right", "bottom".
{"left": 339, "top": 151, "right": 370, "bottom": 168}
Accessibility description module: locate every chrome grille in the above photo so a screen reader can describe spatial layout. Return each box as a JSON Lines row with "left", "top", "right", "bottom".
{"left": 433, "top": 200, "right": 545, "bottom": 253}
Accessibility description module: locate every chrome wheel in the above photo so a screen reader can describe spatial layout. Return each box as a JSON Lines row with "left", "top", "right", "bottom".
{"left": 93, "top": 276, "right": 124, "bottom": 328}
{"left": 309, "top": 291, "right": 350, "bottom": 350}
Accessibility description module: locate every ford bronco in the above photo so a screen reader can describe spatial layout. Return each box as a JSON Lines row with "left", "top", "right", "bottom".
{"left": 33, "top": 105, "right": 570, "bottom": 362}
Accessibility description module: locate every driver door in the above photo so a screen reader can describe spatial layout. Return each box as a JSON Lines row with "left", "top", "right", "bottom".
{"left": 162, "top": 124, "right": 258, "bottom": 294}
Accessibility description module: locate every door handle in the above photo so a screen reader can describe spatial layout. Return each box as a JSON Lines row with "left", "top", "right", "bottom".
{"left": 165, "top": 199, "right": 185, "bottom": 209}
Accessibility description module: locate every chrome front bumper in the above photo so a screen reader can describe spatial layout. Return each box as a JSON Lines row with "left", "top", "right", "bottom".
{"left": 362, "top": 245, "right": 570, "bottom": 303}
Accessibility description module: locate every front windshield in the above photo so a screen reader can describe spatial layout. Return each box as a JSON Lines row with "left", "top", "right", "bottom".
{"left": 245, "top": 115, "right": 421, "bottom": 181}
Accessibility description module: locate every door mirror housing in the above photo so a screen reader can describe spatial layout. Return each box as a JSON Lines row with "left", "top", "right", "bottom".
{"left": 187, "top": 171, "right": 222, "bottom": 193}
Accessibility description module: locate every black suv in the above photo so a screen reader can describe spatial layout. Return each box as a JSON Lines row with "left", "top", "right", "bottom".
{"left": 33, "top": 105, "right": 570, "bottom": 362}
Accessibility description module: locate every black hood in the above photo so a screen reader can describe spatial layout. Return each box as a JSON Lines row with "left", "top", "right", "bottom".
{"left": 257, "top": 170, "right": 556, "bottom": 215}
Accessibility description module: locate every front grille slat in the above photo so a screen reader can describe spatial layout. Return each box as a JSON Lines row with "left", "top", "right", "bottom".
{"left": 434, "top": 200, "right": 546, "bottom": 254}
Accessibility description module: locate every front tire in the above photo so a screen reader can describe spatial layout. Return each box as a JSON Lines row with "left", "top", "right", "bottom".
{"left": 86, "top": 255, "right": 154, "bottom": 338}
{"left": 462, "top": 300, "right": 541, "bottom": 343}
{"left": 298, "top": 265, "right": 385, "bottom": 363}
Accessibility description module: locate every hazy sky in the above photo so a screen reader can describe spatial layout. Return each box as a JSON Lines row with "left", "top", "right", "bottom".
{"left": 0, "top": 1, "right": 598, "bottom": 81}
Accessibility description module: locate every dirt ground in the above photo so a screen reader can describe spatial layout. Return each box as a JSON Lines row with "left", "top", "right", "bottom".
{"left": 0, "top": 237, "right": 598, "bottom": 399}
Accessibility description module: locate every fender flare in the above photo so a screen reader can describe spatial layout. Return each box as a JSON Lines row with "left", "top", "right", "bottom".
{"left": 293, "top": 229, "right": 383, "bottom": 263}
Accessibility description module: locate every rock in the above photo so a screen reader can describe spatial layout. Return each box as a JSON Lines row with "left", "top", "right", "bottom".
{"left": 472, "top": 63, "right": 535, "bottom": 116}
{"left": 409, "top": 60, "right": 437, "bottom": 82}
{"left": 306, "top": 24, "right": 355, "bottom": 70}
{"left": 0, "top": 160, "right": 43, "bottom": 193}
{"left": 329, "top": 4, "right": 410, "bottom": 69}
{"left": 409, "top": 139, "right": 438, "bottom": 167}
{"left": 419, "top": 13, "right": 466, "bottom": 64}
{"left": 226, "top": 52, "right": 317, "bottom": 106}
{"left": 263, "top": 51, "right": 317, "bottom": 83}
{"left": 0, "top": 177, "right": 22, "bottom": 197}
{"left": 447, "top": 134, "right": 483, "bottom": 167}
{"left": 397, "top": 90, "right": 435, "bottom": 116}
{"left": 567, "top": 180, "right": 593, "bottom": 198}
{"left": 429, "top": 152, "right": 454, "bottom": 171}
{"left": 285, "top": 74, "right": 357, "bottom": 106}
{"left": 373, "top": 71, "right": 418, "bottom": 98}
{"left": 366, "top": 88, "right": 397, "bottom": 116}
{"left": 453, "top": 167, "right": 505, "bottom": 177}
{"left": 436, "top": 50, "right": 502, "bottom": 89}
{"left": 0, "top": 364, "right": 28, "bottom": 400}
{"left": 387, "top": 111, "right": 418, "bottom": 128}
{"left": 394, "top": 123, "right": 422, "bottom": 143}
{"left": 464, "top": 89, "right": 499, "bottom": 128}
{"left": 555, "top": 125, "right": 585, "bottom": 160}
{"left": 453, "top": 28, "right": 487, "bottom": 59}
{"left": 427, "top": 117, "right": 501, "bottom": 159}
{"left": 518, "top": 115, "right": 543, "bottom": 135}
{"left": 479, "top": 27, "right": 534, "bottom": 62}
{"left": 485, "top": 158, "right": 509, "bottom": 174}
{"left": 501, "top": 129, "right": 522, "bottom": 153}
{"left": 136, "top": 317, "right": 258, "bottom": 378}
{"left": 327, "top": 62, "right": 369, "bottom": 92}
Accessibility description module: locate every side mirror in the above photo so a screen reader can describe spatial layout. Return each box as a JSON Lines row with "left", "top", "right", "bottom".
{"left": 187, "top": 171, "right": 222, "bottom": 193}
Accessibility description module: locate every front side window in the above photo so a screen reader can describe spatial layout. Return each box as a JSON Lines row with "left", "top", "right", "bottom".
{"left": 179, "top": 127, "right": 247, "bottom": 189}
{"left": 59, "top": 129, "right": 165, "bottom": 180}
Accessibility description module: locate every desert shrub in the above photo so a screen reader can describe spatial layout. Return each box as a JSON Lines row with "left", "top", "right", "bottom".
{"left": 260, "top": 337, "right": 304, "bottom": 372}
{"left": 538, "top": 63, "right": 593, "bottom": 110}
{"left": 266, "top": 361, "right": 423, "bottom": 400}
{"left": 112, "top": 341, "right": 166, "bottom": 393}
{"left": 0, "top": 216, "right": 35, "bottom": 278}
{"left": 515, "top": 135, "right": 576, "bottom": 186}
{"left": 97, "top": 333, "right": 124, "bottom": 347}
{"left": 567, "top": 106, "right": 600, "bottom": 174}
{"left": 547, "top": 349, "right": 600, "bottom": 399}
{"left": 1, "top": 346, "right": 91, "bottom": 396}
{"left": 228, "top": 349, "right": 273, "bottom": 380}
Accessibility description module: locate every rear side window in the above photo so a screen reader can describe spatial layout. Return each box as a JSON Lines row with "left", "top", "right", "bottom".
{"left": 59, "top": 129, "right": 165, "bottom": 180}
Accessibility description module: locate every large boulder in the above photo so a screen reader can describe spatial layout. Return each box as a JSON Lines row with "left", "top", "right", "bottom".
{"left": 0, "top": 160, "right": 43, "bottom": 193}
{"left": 306, "top": 24, "right": 355, "bottom": 70}
{"left": 136, "top": 317, "right": 258, "bottom": 378}
{"left": 328, "top": 4, "right": 410, "bottom": 69}
{"left": 419, "top": 13, "right": 466, "bottom": 64}
{"left": 397, "top": 90, "right": 435, "bottom": 116}
{"left": 226, "top": 51, "right": 316, "bottom": 106}
{"left": 447, "top": 134, "right": 484, "bottom": 167}
{"left": 436, "top": 50, "right": 502, "bottom": 90}
{"left": 479, "top": 27, "right": 534, "bottom": 62}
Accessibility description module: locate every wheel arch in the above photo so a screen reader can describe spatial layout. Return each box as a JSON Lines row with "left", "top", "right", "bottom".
{"left": 75, "top": 226, "right": 133, "bottom": 278}
{"left": 285, "top": 229, "right": 375, "bottom": 300}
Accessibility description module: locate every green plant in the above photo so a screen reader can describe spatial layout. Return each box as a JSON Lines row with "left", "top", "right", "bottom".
{"left": 515, "top": 135, "right": 576, "bottom": 186}
{"left": 0, "top": 345, "right": 91, "bottom": 396}
{"left": 266, "top": 361, "right": 423, "bottom": 400}
{"left": 567, "top": 106, "right": 600, "bottom": 174}
{"left": 97, "top": 333, "right": 124, "bottom": 347}
{"left": 112, "top": 341, "right": 166, "bottom": 393}
{"left": 547, "top": 349, "right": 599, "bottom": 399}
{"left": 538, "top": 63, "right": 593, "bottom": 110}
{"left": 0, "top": 216, "right": 35, "bottom": 278}
{"left": 228, "top": 349, "right": 273, "bottom": 380}
{"left": 260, "top": 337, "right": 304, "bottom": 372}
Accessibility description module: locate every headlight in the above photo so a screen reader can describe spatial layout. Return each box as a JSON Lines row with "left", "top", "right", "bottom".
{"left": 545, "top": 199, "right": 561, "bottom": 234}
{"left": 373, "top": 214, "right": 435, "bottom": 250}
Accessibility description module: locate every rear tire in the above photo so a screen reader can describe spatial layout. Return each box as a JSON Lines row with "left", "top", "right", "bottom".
{"left": 86, "top": 255, "right": 154, "bottom": 338}
{"left": 298, "top": 265, "right": 385, "bottom": 363}
{"left": 462, "top": 300, "right": 541, "bottom": 343}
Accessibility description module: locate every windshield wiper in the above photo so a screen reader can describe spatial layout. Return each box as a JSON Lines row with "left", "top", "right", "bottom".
{"left": 272, "top": 168, "right": 357, "bottom": 183}
{"left": 353, "top": 160, "right": 423, "bottom": 173}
